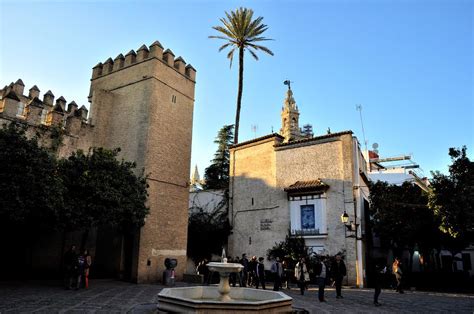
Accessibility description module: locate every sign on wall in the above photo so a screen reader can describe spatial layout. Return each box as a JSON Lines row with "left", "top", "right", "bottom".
{"left": 260, "top": 219, "right": 273, "bottom": 230}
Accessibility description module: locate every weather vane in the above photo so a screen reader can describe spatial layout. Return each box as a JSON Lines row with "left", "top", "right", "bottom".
{"left": 283, "top": 80, "right": 293, "bottom": 90}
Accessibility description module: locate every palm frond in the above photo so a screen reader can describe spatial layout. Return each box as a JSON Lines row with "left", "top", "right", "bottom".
{"left": 247, "top": 47, "right": 259, "bottom": 61}
{"left": 227, "top": 48, "right": 235, "bottom": 68}
{"left": 247, "top": 43, "right": 274, "bottom": 56}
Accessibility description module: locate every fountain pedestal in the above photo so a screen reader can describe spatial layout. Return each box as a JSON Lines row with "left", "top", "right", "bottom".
{"left": 157, "top": 261, "right": 293, "bottom": 313}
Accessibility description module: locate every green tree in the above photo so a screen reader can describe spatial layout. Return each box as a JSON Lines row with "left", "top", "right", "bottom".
{"left": 210, "top": 8, "right": 274, "bottom": 144}
{"left": 187, "top": 198, "right": 230, "bottom": 261}
{"left": 58, "top": 147, "right": 149, "bottom": 234}
{"left": 204, "top": 124, "right": 234, "bottom": 189}
{"left": 0, "top": 123, "right": 64, "bottom": 231}
{"left": 429, "top": 146, "right": 474, "bottom": 249}
{"left": 267, "top": 232, "right": 308, "bottom": 262}
{"left": 369, "top": 181, "right": 440, "bottom": 256}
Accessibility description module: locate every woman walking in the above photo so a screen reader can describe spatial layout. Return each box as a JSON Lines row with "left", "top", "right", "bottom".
{"left": 294, "top": 257, "right": 310, "bottom": 295}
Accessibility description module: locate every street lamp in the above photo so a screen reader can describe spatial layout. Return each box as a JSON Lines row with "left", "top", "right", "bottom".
{"left": 341, "top": 211, "right": 363, "bottom": 240}
{"left": 340, "top": 211, "right": 349, "bottom": 224}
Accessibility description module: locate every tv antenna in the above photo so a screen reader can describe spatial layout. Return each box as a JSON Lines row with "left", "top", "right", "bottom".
{"left": 356, "top": 104, "right": 368, "bottom": 152}
{"left": 251, "top": 124, "right": 258, "bottom": 138}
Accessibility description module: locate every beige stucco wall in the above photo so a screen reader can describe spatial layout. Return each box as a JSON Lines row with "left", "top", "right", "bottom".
{"left": 229, "top": 134, "right": 363, "bottom": 285}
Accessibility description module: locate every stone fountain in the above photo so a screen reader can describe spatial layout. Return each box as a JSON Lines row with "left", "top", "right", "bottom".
{"left": 157, "top": 249, "right": 292, "bottom": 313}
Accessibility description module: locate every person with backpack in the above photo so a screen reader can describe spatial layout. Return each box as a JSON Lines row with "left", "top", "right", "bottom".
{"left": 75, "top": 249, "right": 90, "bottom": 289}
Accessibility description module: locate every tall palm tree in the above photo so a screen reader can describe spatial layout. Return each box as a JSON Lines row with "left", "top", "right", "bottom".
{"left": 210, "top": 7, "right": 274, "bottom": 144}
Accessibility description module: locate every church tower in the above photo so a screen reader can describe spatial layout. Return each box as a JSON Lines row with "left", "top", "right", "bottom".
{"left": 280, "top": 83, "right": 301, "bottom": 142}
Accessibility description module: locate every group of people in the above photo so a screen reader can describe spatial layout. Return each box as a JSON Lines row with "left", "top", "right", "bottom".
{"left": 294, "top": 254, "right": 347, "bottom": 302}
{"left": 196, "top": 253, "right": 403, "bottom": 307}
{"left": 196, "top": 254, "right": 287, "bottom": 291}
{"left": 63, "top": 245, "right": 92, "bottom": 290}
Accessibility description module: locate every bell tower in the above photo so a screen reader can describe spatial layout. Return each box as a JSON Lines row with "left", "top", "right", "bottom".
{"left": 280, "top": 81, "right": 301, "bottom": 142}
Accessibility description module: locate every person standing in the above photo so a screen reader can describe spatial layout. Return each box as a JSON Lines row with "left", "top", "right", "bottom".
{"left": 256, "top": 257, "right": 266, "bottom": 289}
{"left": 393, "top": 258, "right": 404, "bottom": 293}
{"left": 63, "top": 245, "right": 77, "bottom": 290}
{"left": 315, "top": 257, "right": 328, "bottom": 302}
{"left": 240, "top": 254, "right": 249, "bottom": 287}
{"left": 75, "top": 251, "right": 86, "bottom": 290}
{"left": 271, "top": 257, "right": 283, "bottom": 291}
{"left": 248, "top": 256, "right": 258, "bottom": 287}
{"left": 294, "top": 257, "right": 310, "bottom": 295}
{"left": 281, "top": 260, "right": 290, "bottom": 289}
{"left": 374, "top": 261, "right": 387, "bottom": 306}
{"left": 82, "top": 249, "right": 92, "bottom": 289}
{"left": 331, "top": 254, "right": 347, "bottom": 299}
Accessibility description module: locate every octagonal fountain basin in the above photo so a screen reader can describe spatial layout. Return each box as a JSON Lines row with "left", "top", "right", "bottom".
{"left": 157, "top": 286, "right": 292, "bottom": 313}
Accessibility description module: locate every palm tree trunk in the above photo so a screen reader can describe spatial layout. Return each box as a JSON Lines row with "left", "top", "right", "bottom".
{"left": 234, "top": 46, "right": 244, "bottom": 144}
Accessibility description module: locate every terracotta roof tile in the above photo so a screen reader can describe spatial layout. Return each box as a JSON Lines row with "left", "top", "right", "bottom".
{"left": 284, "top": 179, "right": 329, "bottom": 193}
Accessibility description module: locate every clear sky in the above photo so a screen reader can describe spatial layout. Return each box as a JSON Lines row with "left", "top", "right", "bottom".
{"left": 1, "top": 0, "right": 472, "bottom": 178}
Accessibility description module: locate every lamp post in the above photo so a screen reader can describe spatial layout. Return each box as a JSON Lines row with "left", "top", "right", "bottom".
{"left": 341, "top": 211, "right": 363, "bottom": 240}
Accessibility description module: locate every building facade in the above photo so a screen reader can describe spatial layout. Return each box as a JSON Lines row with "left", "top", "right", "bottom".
{"left": 228, "top": 87, "right": 369, "bottom": 286}
{"left": 0, "top": 41, "right": 196, "bottom": 283}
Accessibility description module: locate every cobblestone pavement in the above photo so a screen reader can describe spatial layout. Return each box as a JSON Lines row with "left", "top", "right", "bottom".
{"left": 0, "top": 279, "right": 473, "bottom": 313}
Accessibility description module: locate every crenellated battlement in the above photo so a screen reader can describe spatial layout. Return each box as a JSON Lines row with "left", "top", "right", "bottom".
{"left": 91, "top": 41, "right": 196, "bottom": 81}
{"left": 0, "top": 79, "right": 90, "bottom": 136}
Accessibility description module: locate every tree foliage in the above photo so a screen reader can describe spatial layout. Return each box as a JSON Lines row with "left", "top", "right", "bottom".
{"left": 267, "top": 232, "right": 308, "bottom": 261}
{"left": 0, "top": 123, "right": 64, "bottom": 231}
{"left": 369, "top": 181, "right": 440, "bottom": 254}
{"left": 187, "top": 196, "right": 230, "bottom": 261}
{"left": 59, "top": 147, "right": 149, "bottom": 231}
{"left": 210, "top": 8, "right": 273, "bottom": 144}
{"left": 204, "top": 125, "right": 234, "bottom": 189}
{"left": 429, "top": 146, "right": 474, "bottom": 247}
{"left": 0, "top": 123, "right": 149, "bottom": 233}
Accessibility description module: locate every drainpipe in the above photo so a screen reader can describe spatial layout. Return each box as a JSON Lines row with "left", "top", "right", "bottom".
{"left": 353, "top": 138, "right": 365, "bottom": 288}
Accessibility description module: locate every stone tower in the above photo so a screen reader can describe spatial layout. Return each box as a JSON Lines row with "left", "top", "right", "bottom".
{"left": 88, "top": 41, "right": 196, "bottom": 283}
{"left": 280, "top": 86, "right": 301, "bottom": 142}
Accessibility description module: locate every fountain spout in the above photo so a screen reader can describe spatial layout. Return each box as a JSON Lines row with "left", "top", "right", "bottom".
{"left": 221, "top": 247, "right": 227, "bottom": 263}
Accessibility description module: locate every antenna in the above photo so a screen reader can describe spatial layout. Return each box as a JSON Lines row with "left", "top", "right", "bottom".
{"left": 356, "top": 104, "right": 368, "bottom": 152}
{"left": 251, "top": 124, "right": 258, "bottom": 138}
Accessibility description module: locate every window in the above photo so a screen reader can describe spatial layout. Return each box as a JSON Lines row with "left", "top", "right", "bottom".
{"left": 40, "top": 109, "right": 52, "bottom": 125}
{"left": 290, "top": 197, "right": 327, "bottom": 236}
{"left": 16, "top": 102, "right": 25, "bottom": 117}
{"left": 300, "top": 205, "right": 315, "bottom": 229}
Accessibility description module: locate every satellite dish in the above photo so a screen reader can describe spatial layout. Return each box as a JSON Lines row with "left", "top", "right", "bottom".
{"left": 372, "top": 143, "right": 379, "bottom": 149}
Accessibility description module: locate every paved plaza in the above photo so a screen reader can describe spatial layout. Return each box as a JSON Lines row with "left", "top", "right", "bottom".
{"left": 0, "top": 279, "right": 473, "bottom": 313}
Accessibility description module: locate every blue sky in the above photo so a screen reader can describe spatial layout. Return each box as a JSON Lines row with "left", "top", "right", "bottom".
{"left": 1, "top": 0, "right": 472, "bottom": 178}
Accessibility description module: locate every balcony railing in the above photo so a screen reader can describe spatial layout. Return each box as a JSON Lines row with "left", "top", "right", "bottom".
{"left": 291, "top": 228, "right": 327, "bottom": 236}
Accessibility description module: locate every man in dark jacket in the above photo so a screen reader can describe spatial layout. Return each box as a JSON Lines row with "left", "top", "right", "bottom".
{"left": 240, "top": 254, "right": 249, "bottom": 287}
{"left": 331, "top": 254, "right": 347, "bottom": 299}
{"left": 63, "top": 245, "right": 77, "bottom": 289}
{"left": 314, "top": 257, "right": 329, "bottom": 302}
{"left": 256, "top": 257, "right": 266, "bottom": 289}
